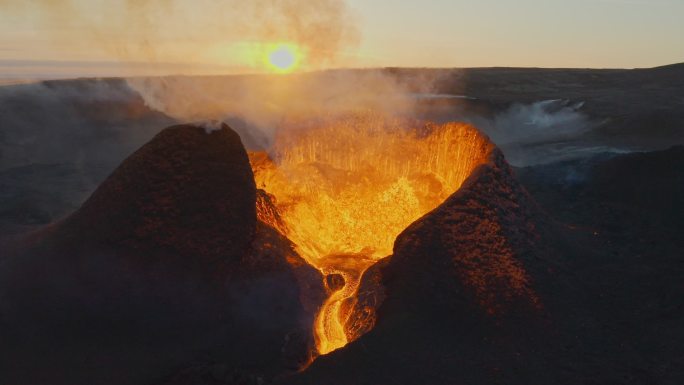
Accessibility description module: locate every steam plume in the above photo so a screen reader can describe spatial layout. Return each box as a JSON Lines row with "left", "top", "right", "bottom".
{"left": 126, "top": 70, "right": 441, "bottom": 150}
{"left": 0, "top": 0, "right": 360, "bottom": 69}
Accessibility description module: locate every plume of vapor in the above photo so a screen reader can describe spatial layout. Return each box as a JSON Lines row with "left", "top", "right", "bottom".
{"left": 1, "top": 0, "right": 436, "bottom": 151}
{"left": 466, "top": 99, "right": 600, "bottom": 166}
{"left": 0, "top": 0, "right": 360, "bottom": 69}
{"left": 126, "top": 70, "right": 435, "bottom": 149}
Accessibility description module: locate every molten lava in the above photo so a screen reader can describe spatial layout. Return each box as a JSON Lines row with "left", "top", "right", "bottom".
{"left": 250, "top": 114, "right": 492, "bottom": 355}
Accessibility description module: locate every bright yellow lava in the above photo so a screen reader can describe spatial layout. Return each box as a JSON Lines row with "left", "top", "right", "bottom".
{"left": 251, "top": 114, "right": 493, "bottom": 356}
{"left": 265, "top": 43, "right": 301, "bottom": 73}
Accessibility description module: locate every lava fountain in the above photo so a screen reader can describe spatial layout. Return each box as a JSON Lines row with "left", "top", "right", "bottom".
{"left": 250, "top": 113, "right": 493, "bottom": 355}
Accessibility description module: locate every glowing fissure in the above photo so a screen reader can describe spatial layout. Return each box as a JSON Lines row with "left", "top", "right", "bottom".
{"left": 250, "top": 114, "right": 492, "bottom": 356}
{"left": 317, "top": 270, "right": 358, "bottom": 354}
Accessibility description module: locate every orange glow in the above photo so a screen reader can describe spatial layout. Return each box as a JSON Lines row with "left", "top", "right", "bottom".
{"left": 250, "top": 114, "right": 493, "bottom": 355}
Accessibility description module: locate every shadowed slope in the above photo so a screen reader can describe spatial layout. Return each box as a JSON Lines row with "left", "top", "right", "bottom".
{"left": 54, "top": 123, "right": 256, "bottom": 263}
{"left": 0, "top": 124, "right": 322, "bottom": 385}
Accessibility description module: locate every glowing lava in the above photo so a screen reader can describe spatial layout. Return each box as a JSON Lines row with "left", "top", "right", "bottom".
{"left": 250, "top": 114, "right": 493, "bottom": 355}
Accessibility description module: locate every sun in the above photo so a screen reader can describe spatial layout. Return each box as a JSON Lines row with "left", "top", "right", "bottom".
{"left": 265, "top": 44, "right": 302, "bottom": 73}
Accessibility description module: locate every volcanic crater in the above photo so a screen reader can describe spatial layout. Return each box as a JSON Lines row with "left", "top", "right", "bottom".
{"left": 0, "top": 117, "right": 540, "bottom": 385}
{"left": 248, "top": 114, "right": 501, "bottom": 356}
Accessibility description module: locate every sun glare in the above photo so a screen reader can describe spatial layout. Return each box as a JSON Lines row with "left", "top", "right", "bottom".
{"left": 266, "top": 44, "right": 301, "bottom": 73}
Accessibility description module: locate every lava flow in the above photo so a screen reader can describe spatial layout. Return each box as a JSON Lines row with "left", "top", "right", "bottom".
{"left": 250, "top": 114, "right": 492, "bottom": 355}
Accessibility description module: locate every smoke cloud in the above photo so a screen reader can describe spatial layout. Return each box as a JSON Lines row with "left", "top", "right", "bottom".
{"left": 126, "top": 70, "right": 436, "bottom": 149}
{"left": 0, "top": 0, "right": 360, "bottom": 69}
{"left": 465, "top": 99, "right": 601, "bottom": 166}
{"left": 1, "top": 0, "right": 441, "bottom": 153}
{"left": 485, "top": 100, "right": 591, "bottom": 146}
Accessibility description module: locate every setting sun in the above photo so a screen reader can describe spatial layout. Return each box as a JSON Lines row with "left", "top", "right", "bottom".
{"left": 266, "top": 44, "right": 301, "bottom": 73}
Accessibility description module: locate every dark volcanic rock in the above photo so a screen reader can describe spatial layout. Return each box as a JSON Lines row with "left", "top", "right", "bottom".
{"left": 385, "top": 149, "right": 541, "bottom": 316}
{"left": 55, "top": 123, "right": 257, "bottom": 264}
{"left": 591, "top": 145, "right": 684, "bottom": 221}
{"left": 516, "top": 146, "right": 684, "bottom": 385}
{"left": 325, "top": 273, "right": 345, "bottom": 292}
{"left": 0, "top": 124, "right": 322, "bottom": 385}
{"left": 344, "top": 257, "right": 388, "bottom": 343}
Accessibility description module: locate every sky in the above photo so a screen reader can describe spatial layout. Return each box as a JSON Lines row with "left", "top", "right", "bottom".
{"left": 0, "top": 0, "right": 682, "bottom": 79}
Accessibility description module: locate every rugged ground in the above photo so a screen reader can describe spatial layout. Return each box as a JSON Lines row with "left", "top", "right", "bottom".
{"left": 0, "top": 65, "right": 683, "bottom": 384}
{"left": 0, "top": 125, "right": 323, "bottom": 385}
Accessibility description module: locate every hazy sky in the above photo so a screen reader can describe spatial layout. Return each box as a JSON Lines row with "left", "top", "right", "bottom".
{"left": 0, "top": 0, "right": 682, "bottom": 78}
{"left": 350, "top": 0, "right": 684, "bottom": 68}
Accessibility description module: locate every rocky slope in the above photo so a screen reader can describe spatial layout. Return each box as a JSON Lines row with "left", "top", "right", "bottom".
{"left": 0, "top": 124, "right": 322, "bottom": 385}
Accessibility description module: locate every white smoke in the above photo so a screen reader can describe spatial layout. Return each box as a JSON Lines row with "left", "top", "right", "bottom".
{"left": 126, "top": 75, "right": 606, "bottom": 166}
{"left": 198, "top": 120, "right": 224, "bottom": 134}
{"left": 126, "top": 70, "right": 431, "bottom": 150}
{"left": 485, "top": 99, "right": 591, "bottom": 146}
{"left": 463, "top": 99, "right": 603, "bottom": 166}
